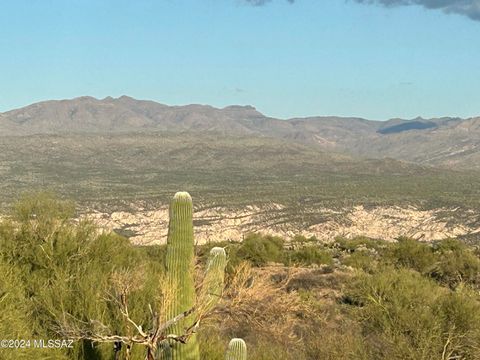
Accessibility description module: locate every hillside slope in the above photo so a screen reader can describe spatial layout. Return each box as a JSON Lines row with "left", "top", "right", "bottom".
{"left": 1, "top": 96, "right": 479, "bottom": 169}
{"left": 1, "top": 132, "right": 479, "bottom": 243}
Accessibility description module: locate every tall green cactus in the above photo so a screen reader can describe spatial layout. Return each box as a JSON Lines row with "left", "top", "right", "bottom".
{"left": 159, "top": 192, "right": 228, "bottom": 360}
{"left": 225, "top": 338, "right": 247, "bottom": 360}
{"left": 161, "top": 191, "right": 199, "bottom": 360}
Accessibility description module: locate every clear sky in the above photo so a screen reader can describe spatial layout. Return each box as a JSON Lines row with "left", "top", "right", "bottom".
{"left": 1, "top": 0, "right": 479, "bottom": 120}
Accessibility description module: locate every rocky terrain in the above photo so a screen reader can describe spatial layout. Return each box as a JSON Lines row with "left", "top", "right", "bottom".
{"left": 86, "top": 203, "right": 480, "bottom": 245}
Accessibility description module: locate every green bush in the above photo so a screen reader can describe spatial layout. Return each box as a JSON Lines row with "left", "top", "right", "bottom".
{"left": 291, "top": 234, "right": 319, "bottom": 246}
{"left": 334, "top": 236, "right": 384, "bottom": 252}
{"left": 0, "top": 193, "right": 166, "bottom": 359}
{"left": 435, "top": 290, "right": 480, "bottom": 357}
{"left": 0, "top": 261, "right": 60, "bottom": 360}
{"left": 344, "top": 267, "right": 480, "bottom": 359}
{"left": 236, "top": 233, "right": 284, "bottom": 266}
{"left": 342, "top": 251, "right": 377, "bottom": 272}
{"left": 385, "top": 238, "right": 480, "bottom": 289}
{"left": 286, "top": 247, "right": 333, "bottom": 266}
{"left": 428, "top": 239, "right": 480, "bottom": 289}
{"left": 386, "top": 237, "right": 436, "bottom": 274}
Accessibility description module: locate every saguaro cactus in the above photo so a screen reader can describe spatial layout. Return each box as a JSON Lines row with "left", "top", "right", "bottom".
{"left": 201, "top": 247, "right": 227, "bottom": 312}
{"left": 225, "top": 338, "right": 247, "bottom": 360}
{"left": 162, "top": 191, "right": 199, "bottom": 360}
{"left": 158, "top": 192, "right": 228, "bottom": 360}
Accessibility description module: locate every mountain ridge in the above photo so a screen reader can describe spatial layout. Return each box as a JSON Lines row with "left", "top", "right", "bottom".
{"left": 1, "top": 96, "right": 479, "bottom": 169}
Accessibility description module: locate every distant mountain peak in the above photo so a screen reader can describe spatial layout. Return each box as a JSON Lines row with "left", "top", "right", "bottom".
{"left": 223, "top": 105, "right": 257, "bottom": 111}
{"left": 72, "top": 95, "right": 98, "bottom": 102}
{"left": 0, "top": 96, "right": 269, "bottom": 136}
{"left": 117, "top": 95, "right": 136, "bottom": 101}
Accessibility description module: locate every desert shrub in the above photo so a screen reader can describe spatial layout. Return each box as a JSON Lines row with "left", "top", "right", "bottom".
{"left": 383, "top": 238, "right": 480, "bottom": 290}
{"left": 344, "top": 267, "right": 480, "bottom": 359}
{"left": 198, "top": 264, "right": 310, "bottom": 359}
{"left": 0, "top": 260, "right": 60, "bottom": 360}
{"left": 0, "top": 193, "right": 167, "bottom": 359}
{"left": 286, "top": 270, "right": 341, "bottom": 292}
{"left": 201, "top": 235, "right": 333, "bottom": 269}
{"left": 334, "top": 236, "right": 384, "bottom": 252}
{"left": 236, "top": 233, "right": 284, "bottom": 266}
{"left": 246, "top": 340, "right": 303, "bottom": 360}
{"left": 428, "top": 239, "right": 480, "bottom": 289}
{"left": 386, "top": 237, "right": 436, "bottom": 273}
{"left": 290, "top": 234, "right": 319, "bottom": 246}
{"left": 342, "top": 250, "right": 377, "bottom": 272}
{"left": 302, "top": 319, "right": 370, "bottom": 360}
{"left": 13, "top": 191, "right": 75, "bottom": 218}
{"left": 434, "top": 290, "right": 480, "bottom": 358}
{"left": 198, "top": 328, "right": 226, "bottom": 360}
{"left": 286, "top": 247, "right": 333, "bottom": 266}
{"left": 216, "top": 263, "right": 308, "bottom": 349}
{"left": 138, "top": 243, "right": 167, "bottom": 262}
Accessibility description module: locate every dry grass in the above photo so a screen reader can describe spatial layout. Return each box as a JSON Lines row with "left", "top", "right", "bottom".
{"left": 211, "top": 263, "right": 311, "bottom": 343}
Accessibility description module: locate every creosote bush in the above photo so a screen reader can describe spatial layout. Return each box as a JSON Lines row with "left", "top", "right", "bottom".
{"left": 429, "top": 239, "right": 480, "bottom": 289}
{"left": 286, "top": 247, "right": 333, "bottom": 267}
{"left": 387, "top": 237, "right": 436, "bottom": 273}
{"left": 236, "top": 233, "right": 285, "bottom": 266}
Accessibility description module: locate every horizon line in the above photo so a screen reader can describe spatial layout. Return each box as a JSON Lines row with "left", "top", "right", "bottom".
{"left": 0, "top": 94, "right": 475, "bottom": 122}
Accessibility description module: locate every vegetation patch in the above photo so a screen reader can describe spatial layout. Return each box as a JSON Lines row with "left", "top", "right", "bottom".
{"left": 0, "top": 193, "right": 479, "bottom": 359}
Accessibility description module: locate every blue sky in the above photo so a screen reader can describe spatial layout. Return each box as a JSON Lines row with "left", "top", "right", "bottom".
{"left": 0, "top": 0, "right": 479, "bottom": 120}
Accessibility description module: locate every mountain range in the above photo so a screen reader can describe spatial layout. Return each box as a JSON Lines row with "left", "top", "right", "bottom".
{"left": 1, "top": 95, "right": 479, "bottom": 169}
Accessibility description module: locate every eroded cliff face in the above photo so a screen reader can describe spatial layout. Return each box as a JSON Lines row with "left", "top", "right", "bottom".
{"left": 86, "top": 203, "right": 480, "bottom": 245}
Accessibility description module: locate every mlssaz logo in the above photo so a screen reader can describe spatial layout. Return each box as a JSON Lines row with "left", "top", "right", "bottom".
{"left": 34, "top": 339, "right": 75, "bottom": 349}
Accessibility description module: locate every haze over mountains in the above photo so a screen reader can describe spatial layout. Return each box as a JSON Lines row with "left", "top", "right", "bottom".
{"left": 1, "top": 95, "right": 479, "bottom": 170}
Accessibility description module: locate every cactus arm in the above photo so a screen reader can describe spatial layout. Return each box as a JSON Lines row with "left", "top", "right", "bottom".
{"left": 201, "top": 247, "right": 227, "bottom": 313}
